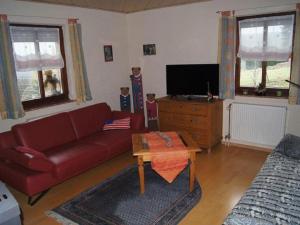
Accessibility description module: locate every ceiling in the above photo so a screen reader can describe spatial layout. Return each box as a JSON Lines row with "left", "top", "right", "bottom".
{"left": 17, "top": 0, "right": 211, "bottom": 13}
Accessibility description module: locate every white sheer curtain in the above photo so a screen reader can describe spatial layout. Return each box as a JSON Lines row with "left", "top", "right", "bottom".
{"left": 238, "top": 15, "right": 294, "bottom": 61}
{"left": 10, "top": 26, "right": 64, "bottom": 72}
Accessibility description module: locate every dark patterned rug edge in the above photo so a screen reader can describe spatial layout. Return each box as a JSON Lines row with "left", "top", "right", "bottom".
{"left": 46, "top": 164, "right": 202, "bottom": 225}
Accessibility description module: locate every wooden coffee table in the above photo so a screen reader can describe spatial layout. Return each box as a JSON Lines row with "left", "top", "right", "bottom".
{"left": 132, "top": 131, "right": 201, "bottom": 194}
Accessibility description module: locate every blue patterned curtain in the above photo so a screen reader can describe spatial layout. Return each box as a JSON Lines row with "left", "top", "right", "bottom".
{"left": 68, "top": 19, "right": 92, "bottom": 103}
{"left": 218, "top": 11, "right": 236, "bottom": 99}
{"left": 0, "top": 15, "right": 24, "bottom": 119}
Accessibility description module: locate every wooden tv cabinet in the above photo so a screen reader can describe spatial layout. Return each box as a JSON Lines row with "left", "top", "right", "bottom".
{"left": 157, "top": 97, "right": 223, "bottom": 153}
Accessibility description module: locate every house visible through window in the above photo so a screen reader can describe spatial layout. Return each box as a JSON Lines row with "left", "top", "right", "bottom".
{"left": 236, "top": 12, "right": 295, "bottom": 97}
{"left": 10, "top": 24, "right": 69, "bottom": 110}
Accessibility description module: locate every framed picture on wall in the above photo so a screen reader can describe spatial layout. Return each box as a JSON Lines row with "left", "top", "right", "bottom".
{"left": 143, "top": 44, "right": 156, "bottom": 55}
{"left": 104, "top": 45, "right": 113, "bottom": 62}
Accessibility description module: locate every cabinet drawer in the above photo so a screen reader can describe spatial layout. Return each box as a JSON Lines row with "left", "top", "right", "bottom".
{"left": 158, "top": 112, "right": 178, "bottom": 131}
{"left": 158, "top": 101, "right": 177, "bottom": 113}
{"left": 189, "top": 130, "right": 208, "bottom": 146}
{"left": 159, "top": 101, "right": 207, "bottom": 116}
{"left": 185, "top": 104, "right": 208, "bottom": 116}
{"left": 159, "top": 124, "right": 182, "bottom": 132}
{"left": 158, "top": 112, "right": 173, "bottom": 124}
{"left": 172, "top": 114, "right": 208, "bottom": 129}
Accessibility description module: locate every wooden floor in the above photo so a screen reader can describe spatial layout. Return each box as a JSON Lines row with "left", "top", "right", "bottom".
{"left": 9, "top": 144, "right": 269, "bottom": 225}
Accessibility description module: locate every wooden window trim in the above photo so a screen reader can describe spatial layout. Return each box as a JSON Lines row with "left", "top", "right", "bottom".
{"left": 235, "top": 11, "right": 296, "bottom": 98}
{"left": 10, "top": 24, "right": 69, "bottom": 110}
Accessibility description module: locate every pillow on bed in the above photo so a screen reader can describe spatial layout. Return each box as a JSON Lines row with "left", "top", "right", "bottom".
{"left": 274, "top": 134, "right": 300, "bottom": 159}
{"left": 0, "top": 146, "right": 54, "bottom": 172}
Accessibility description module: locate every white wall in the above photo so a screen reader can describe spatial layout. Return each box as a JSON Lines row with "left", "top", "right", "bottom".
{"left": 0, "top": 0, "right": 130, "bottom": 132}
{"left": 1, "top": 0, "right": 300, "bottom": 142}
{"left": 126, "top": 0, "right": 300, "bottom": 144}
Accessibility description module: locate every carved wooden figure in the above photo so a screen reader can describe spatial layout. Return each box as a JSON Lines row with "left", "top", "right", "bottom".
{"left": 130, "top": 67, "right": 144, "bottom": 113}
{"left": 146, "top": 93, "right": 159, "bottom": 131}
{"left": 120, "top": 87, "right": 131, "bottom": 112}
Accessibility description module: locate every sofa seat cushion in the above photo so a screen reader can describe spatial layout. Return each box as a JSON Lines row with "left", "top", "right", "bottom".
{"left": 82, "top": 130, "right": 133, "bottom": 158}
{"left": 68, "top": 103, "right": 113, "bottom": 139}
{"left": 45, "top": 142, "right": 109, "bottom": 180}
{"left": 12, "top": 113, "right": 76, "bottom": 151}
{"left": 0, "top": 161, "right": 57, "bottom": 196}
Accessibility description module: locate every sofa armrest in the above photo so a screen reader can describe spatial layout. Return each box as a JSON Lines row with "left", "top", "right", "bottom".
{"left": 112, "top": 111, "right": 145, "bottom": 130}
{"left": 0, "top": 146, "right": 54, "bottom": 172}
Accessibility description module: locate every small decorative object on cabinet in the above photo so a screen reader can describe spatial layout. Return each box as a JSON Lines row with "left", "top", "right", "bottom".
{"left": 157, "top": 97, "right": 223, "bottom": 153}
{"left": 255, "top": 83, "right": 266, "bottom": 96}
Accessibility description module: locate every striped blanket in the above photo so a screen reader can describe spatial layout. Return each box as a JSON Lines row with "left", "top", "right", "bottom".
{"left": 224, "top": 134, "right": 300, "bottom": 225}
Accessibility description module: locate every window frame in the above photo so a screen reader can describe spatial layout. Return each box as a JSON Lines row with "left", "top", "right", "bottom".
{"left": 10, "top": 23, "right": 69, "bottom": 110}
{"left": 235, "top": 11, "right": 296, "bottom": 97}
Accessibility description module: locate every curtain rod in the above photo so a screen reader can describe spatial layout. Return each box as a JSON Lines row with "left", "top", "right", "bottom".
{"left": 216, "top": 2, "right": 298, "bottom": 14}
{"left": 3, "top": 13, "right": 78, "bottom": 20}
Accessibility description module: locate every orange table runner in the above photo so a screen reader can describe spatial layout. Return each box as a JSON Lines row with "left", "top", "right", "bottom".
{"left": 143, "top": 132, "right": 188, "bottom": 183}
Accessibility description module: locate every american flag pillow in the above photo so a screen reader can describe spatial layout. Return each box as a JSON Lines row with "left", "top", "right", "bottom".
{"left": 103, "top": 117, "right": 131, "bottom": 130}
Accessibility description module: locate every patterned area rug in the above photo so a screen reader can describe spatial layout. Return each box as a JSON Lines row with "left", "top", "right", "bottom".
{"left": 47, "top": 164, "right": 201, "bottom": 225}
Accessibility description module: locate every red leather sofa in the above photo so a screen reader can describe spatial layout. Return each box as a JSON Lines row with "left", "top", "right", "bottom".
{"left": 0, "top": 103, "right": 145, "bottom": 205}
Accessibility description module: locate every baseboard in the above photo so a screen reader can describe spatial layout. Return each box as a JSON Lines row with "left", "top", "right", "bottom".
{"left": 222, "top": 140, "right": 272, "bottom": 153}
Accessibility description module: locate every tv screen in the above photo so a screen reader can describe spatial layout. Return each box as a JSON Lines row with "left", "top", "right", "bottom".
{"left": 166, "top": 64, "right": 219, "bottom": 96}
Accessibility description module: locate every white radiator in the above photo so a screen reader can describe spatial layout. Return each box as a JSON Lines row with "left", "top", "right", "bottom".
{"left": 230, "top": 103, "right": 287, "bottom": 147}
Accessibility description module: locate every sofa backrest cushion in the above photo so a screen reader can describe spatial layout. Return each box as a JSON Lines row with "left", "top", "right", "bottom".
{"left": 68, "top": 103, "right": 113, "bottom": 139}
{"left": 12, "top": 113, "right": 76, "bottom": 151}
{"left": 0, "top": 131, "right": 17, "bottom": 150}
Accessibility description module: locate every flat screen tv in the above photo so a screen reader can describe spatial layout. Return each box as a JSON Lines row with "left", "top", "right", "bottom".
{"left": 166, "top": 64, "right": 219, "bottom": 96}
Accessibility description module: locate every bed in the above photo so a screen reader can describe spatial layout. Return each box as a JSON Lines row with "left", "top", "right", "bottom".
{"left": 223, "top": 134, "right": 300, "bottom": 225}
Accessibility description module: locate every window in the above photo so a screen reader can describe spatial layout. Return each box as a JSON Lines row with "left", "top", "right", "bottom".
{"left": 236, "top": 12, "right": 295, "bottom": 97}
{"left": 10, "top": 24, "right": 69, "bottom": 110}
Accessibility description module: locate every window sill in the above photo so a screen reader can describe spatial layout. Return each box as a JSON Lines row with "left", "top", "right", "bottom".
{"left": 235, "top": 94, "right": 288, "bottom": 99}
{"left": 24, "top": 99, "right": 75, "bottom": 112}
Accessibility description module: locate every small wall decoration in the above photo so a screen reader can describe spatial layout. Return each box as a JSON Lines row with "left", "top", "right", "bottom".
{"left": 143, "top": 44, "right": 156, "bottom": 55}
{"left": 120, "top": 87, "right": 131, "bottom": 112}
{"left": 104, "top": 45, "right": 113, "bottom": 62}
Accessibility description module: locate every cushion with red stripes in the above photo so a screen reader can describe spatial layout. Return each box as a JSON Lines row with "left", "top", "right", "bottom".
{"left": 103, "top": 117, "right": 131, "bottom": 130}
